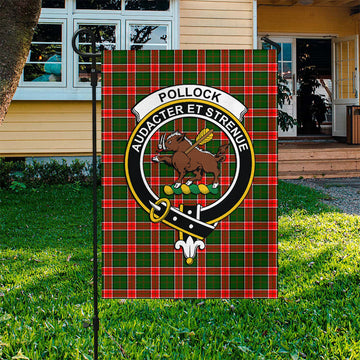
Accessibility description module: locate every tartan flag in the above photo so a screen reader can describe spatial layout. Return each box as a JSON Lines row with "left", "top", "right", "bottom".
{"left": 102, "top": 50, "right": 278, "bottom": 299}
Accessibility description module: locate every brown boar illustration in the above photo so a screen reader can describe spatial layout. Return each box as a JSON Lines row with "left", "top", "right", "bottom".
{"left": 152, "top": 131, "right": 229, "bottom": 189}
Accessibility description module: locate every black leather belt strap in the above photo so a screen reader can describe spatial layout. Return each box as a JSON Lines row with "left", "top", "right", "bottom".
{"left": 151, "top": 202, "right": 216, "bottom": 239}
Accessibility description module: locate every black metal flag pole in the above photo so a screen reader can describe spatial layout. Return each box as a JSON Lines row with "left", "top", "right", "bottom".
{"left": 72, "top": 29, "right": 101, "bottom": 360}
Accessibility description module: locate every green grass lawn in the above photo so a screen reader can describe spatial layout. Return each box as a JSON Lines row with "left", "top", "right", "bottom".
{"left": 0, "top": 182, "right": 360, "bottom": 359}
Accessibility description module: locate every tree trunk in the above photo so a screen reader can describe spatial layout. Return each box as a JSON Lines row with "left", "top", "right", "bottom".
{"left": 0, "top": 0, "right": 41, "bottom": 123}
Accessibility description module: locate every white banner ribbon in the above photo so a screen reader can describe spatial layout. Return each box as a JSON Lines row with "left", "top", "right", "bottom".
{"left": 132, "top": 84, "right": 247, "bottom": 122}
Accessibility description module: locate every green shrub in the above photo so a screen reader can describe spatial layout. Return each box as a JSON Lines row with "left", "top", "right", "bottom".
{"left": 0, "top": 158, "right": 101, "bottom": 189}
{"left": 9, "top": 180, "right": 27, "bottom": 192}
{"left": 0, "top": 158, "right": 25, "bottom": 188}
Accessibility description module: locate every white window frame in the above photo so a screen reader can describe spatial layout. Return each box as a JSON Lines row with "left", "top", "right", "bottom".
{"left": 73, "top": 19, "right": 121, "bottom": 88}
{"left": 19, "top": 19, "right": 67, "bottom": 88}
{"left": 14, "top": 0, "right": 179, "bottom": 101}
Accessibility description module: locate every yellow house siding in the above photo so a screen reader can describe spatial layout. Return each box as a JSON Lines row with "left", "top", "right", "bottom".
{"left": 258, "top": 5, "right": 358, "bottom": 36}
{"left": 2, "top": 1, "right": 255, "bottom": 157}
{"left": 180, "top": 0, "right": 254, "bottom": 49}
{"left": 1, "top": 101, "right": 100, "bottom": 157}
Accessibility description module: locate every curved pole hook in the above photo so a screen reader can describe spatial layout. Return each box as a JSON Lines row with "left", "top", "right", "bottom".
{"left": 261, "top": 36, "right": 281, "bottom": 56}
{"left": 72, "top": 28, "right": 101, "bottom": 58}
{"left": 72, "top": 28, "right": 101, "bottom": 87}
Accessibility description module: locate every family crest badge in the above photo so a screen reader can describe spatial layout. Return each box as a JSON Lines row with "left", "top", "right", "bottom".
{"left": 102, "top": 50, "right": 278, "bottom": 299}
{"left": 125, "top": 85, "right": 255, "bottom": 264}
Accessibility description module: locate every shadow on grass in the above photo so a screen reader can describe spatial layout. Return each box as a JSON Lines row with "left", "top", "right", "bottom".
{"left": 278, "top": 180, "right": 338, "bottom": 216}
{"left": 1, "top": 184, "right": 360, "bottom": 359}
{"left": 0, "top": 185, "right": 100, "bottom": 251}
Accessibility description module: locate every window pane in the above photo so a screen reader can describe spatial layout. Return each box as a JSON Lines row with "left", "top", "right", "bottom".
{"left": 24, "top": 23, "right": 63, "bottom": 83}
{"left": 282, "top": 62, "right": 292, "bottom": 79}
{"left": 131, "top": 44, "right": 167, "bottom": 51}
{"left": 78, "top": 43, "right": 115, "bottom": 55}
{"left": 24, "top": 60, "right": 62, "bottom": 82}
{"left": 79, "top": 64, "right": 102, "bottom": 82}
{"left": 126, "top": 0, "right": 169, "bottom": 10}
{"left": 79, "top": 25, "right": 116, "bottom": 44}
{"left": 283, "top": 43, "right": 292, "bottom": 62}
{"left": 29, "top": 44, "right": 62, "bottom": 62}
{"left": 76, "top": 0, "right": 121, "bottom": 10}
{"left": 130, "top": 25, "right": 168, "bottom": 50}
{"left": 42, "top": 0, "right": 65, "bottom": 8}
{"left": 77, "top": 25, "right": 117, "bottom": 83}
{"left": 33, "top": 24, "right": 62, "bottom": 43}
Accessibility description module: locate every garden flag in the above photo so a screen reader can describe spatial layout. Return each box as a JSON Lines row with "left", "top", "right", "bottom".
{"left": 102, "top": 50, "right": 278, "bottom": 298}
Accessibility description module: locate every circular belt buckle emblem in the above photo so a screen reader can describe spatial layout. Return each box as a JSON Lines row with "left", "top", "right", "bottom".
{"left": 149, "top": 198, "right": 171, "bottom": 223}
{"left": 125, "top": 85, "right": 255, "bottom": 264}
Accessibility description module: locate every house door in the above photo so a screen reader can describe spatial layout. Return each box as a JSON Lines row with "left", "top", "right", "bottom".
{"left": 259, "top": 37, "right": 297, "bottom": 137}
{"left": 332, "top": 36, "right": 359, "bottom": 137}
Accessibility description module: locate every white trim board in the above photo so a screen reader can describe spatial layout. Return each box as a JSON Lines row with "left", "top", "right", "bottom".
{"left": 258, "top": 32, "right": 338, "bottom": 39}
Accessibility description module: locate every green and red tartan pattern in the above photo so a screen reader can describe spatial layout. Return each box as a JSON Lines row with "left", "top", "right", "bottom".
{"left": 102, "top": 50, "right": 277, "bottom": 298}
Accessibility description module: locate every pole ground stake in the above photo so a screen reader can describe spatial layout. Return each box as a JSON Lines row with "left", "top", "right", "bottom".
{"left": 72, "top": 29, "right": 101, "bottom": 360}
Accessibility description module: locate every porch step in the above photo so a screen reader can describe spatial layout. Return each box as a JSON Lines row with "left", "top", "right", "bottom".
{"left": 278, "top": 142, "right": 360, "bottom": 179}
{"left": 280, "top": 135, "right": 334, "bottom": 142}
{"left": 280, "top": 171, "right": 360, "bottom": 180}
